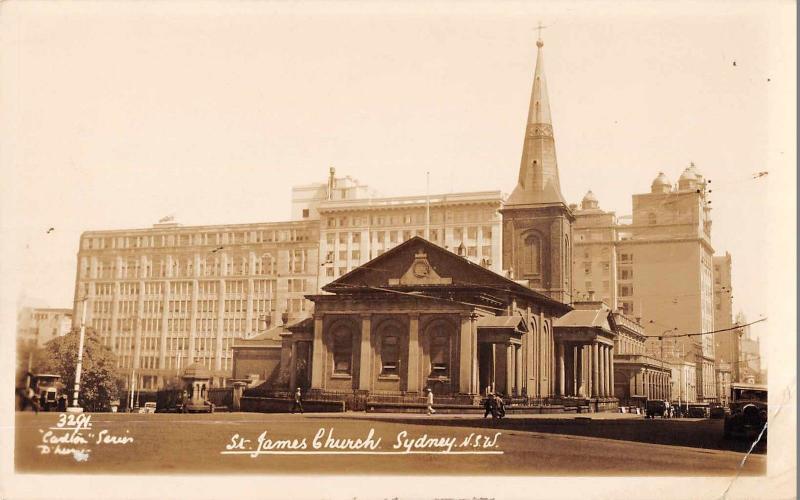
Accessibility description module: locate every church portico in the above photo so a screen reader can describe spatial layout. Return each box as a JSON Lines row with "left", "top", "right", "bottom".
{"left": 553, "top": 302, "right": 619, "bottom": 411}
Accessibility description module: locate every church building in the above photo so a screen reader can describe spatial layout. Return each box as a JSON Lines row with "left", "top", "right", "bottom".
{"left": 237, "top": 36, "right": 620, "bottom": 410}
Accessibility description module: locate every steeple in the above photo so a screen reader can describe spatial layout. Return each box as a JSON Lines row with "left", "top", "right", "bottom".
{"left": 506, "top": 36, "right": 567, "bottom": 207}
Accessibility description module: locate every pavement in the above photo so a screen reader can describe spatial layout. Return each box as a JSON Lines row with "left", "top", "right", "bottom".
{"left": 14, "top": 411, "right": 765, "bottom": 476}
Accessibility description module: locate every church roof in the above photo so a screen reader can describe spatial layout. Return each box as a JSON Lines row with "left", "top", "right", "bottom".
{"left": 477, "top": 315, "right": 527, "bottom": 330}
{"left": 505, "top": 37, "right": 567, "bottom": 207}
{"left": 319, "top": 236, "right": 570, "bottom": 313}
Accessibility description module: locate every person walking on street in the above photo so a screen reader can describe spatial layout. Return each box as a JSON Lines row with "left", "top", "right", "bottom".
{"left": 494, "top": 394, "right": 506, "bottom": 418}
{"left": 426, "top": 388, "right": 436, "bottom": 415}
{"left": 483, "top": 393, "right": 497, "bottom": 419}
{"left": 22, "top": 386, "right": 40, "bottom": 414}
{"left": 291, "top": 387, "right": 304, "bottom": 414}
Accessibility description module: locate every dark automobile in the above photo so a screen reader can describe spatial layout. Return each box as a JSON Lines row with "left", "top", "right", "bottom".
{"left": 645, "top": 399, "right": 670, "bottom": 418}
{"left": 709, "top": 404, "right": 728, "bottom": 419}
{"left": 724, "top": 383, "right": 767, "bottom": 440}
{"left": 687, "top": 404, "right": 709, "bottom": 418}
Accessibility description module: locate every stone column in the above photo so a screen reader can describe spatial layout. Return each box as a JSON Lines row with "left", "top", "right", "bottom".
{"left": 407, "top": 314, "right": 420, "bottom": 393}
{"left": 311, "top": 315, "right": 324, "bottom": 389}
{"left": 289, "top": 341, "right": 298, "bottom": 390}
{"left": 557, "top": 342, "right": 565, "bottom": 396}
{"left": 601, "top": 346, "right": 610, "bottom": 397}
{"left": 358, "top": 314, "right": 372, "bottom": 391}
{"left": 592, "top": 343, "right": 599, "bottom": 398}
{"left": 610, "top": 346, "right": 615, "bottom": 398}
{"left": 459, "top": 314, "right": 472, "bottom": 394}
{"left": 575, "top": 345, "right": 584, "bottom": 397}
{"left": 605, "top": 345, "right": 612, "bottom": 397}
{"left": 505, "top": 344, "right": 514, "bottom": 396}
{"left": 515, "top": 344, "right": 523, "bottom": 397}
{"left": 471, "top": 314, "right": 479, "bottom": 394}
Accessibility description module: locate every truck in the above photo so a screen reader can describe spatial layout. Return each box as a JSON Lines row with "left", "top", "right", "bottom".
{"left": 723, "top": 382, "right": 767, "bottom": 440}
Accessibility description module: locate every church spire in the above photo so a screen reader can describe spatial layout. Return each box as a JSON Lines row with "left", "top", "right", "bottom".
{"left": 506, "top": 35, "right": 567, "bottom": 207}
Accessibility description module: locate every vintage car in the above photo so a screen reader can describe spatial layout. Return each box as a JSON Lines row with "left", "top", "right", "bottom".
{"left": 724, "top": 383, "right": 767, "bottom": 440}
{"left": 138, "top": 402, "right": 157, "bottom": 414}
{"left": 709, "top": 404, "right": 729, "bottom": 419}
{"left": 687, "top": 404, "right": 710, "bottom": 418}
{"left": 31, "top": 374, "right": 63, "bottom": 412}
{"left": 645, "top": 399, "right": 670, "bottom": 418}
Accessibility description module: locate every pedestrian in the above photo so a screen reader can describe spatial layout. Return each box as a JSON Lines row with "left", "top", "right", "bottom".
{"left": 291, "top": 387, "right": 304, "bottom": 414}
{"left": 426, "top": 388, "right": 436, "bottom": 415}
{"left": 494, "top": 394, "right": 506, "bottom": 418}
{"left": 483, "top": 393, "right": 496, "bottom": 419}
{"left": 22, "top": 386, "right": 40, "bottom": 414}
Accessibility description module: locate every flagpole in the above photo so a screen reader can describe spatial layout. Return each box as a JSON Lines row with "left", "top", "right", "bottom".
{"left": 425, "top": 171, "right": 431, "bottom": 240}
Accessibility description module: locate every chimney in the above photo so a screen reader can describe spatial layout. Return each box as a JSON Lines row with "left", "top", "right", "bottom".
{"left": 327, "top": 167, "right": 336, "bottom": 200}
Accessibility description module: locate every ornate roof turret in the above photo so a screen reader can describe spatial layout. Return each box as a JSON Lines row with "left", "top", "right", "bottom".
{"left": 581, "top": 190, "right": 599, "bottom": 210}
{"left": 651, "top": 172, "right": 671, "bottom": 193}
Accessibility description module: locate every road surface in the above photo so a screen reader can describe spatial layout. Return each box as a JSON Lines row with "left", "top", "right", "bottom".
{"left": 15, "top": 412, "right": 765, "bottom": 476}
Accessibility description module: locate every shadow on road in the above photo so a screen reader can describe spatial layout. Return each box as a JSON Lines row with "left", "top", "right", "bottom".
{"left": 349, "top": 415, "right": 767, "bottom": 455}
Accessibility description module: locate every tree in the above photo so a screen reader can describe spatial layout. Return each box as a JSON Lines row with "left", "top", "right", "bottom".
{"left": 39, "top": 327, "right": 124, "bottom": 411}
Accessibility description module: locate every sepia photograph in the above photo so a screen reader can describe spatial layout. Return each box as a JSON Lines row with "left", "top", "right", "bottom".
{"left": 1, "top": 1, "right": 795, "bottom": 499}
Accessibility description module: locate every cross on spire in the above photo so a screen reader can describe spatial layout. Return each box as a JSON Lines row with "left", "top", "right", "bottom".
{"left": 536, "top": 22, "right": 549, "bottom": 48}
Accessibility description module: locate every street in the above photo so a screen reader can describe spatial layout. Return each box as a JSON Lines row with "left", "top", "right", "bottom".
{"left": 15, "top": 411, "right": 765, "bottom": 476}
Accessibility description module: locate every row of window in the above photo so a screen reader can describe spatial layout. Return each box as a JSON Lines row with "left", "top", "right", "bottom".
{"left": 82, "top": 228, "right": 313, "bottom": 251}
{"left": 325, "top": 210, "right": 497, "bottom": 229}
{"left": 330, "top": 328, "right": 451, "bottom": 378}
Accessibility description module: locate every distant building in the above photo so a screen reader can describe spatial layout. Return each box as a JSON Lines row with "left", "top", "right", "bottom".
{"left": 572, "top": 165, "right": 717, "bottom": 402}
{"left": 316, "top": 190, "right": 503, "bottom": 289}
{"left": 610, "top": 310, "right": 672, "bottom": 407}
{"left": 17, "top": 307, "right": 73, "bottom": 348}
{"left": 737, "top": 312, "right": 764, "bottom": 383}
{"left": 571, "top": 191, "right": 619, "bottom": 308}
{"left": 72, "top": 220, "right": 320, "bottom": 389}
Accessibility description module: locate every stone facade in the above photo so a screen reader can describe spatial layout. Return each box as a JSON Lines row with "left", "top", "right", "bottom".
{"left": 298, "top": 237, "right": 568, "bottom": 403}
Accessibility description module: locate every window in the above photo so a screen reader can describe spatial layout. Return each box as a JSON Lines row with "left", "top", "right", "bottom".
{"left": 467, "top": 227, "right": 477, "bottom": 239}
{"left": 338, "top": 233, "right": 347, "bottom": 245}
{"left": 302, "top": 208, "right": 310, "bottom": 219}
{"left": 332, "top": 329, "right": 353, "bottom": 375}
{"left": 380, "top": 335, "right": 399, "bottom": 376}
{"left": 619, "top": 269, "right": 632, "bottom": 280}
{"left": 430, "top": 330, "right": 450, "bottom": 376}
{"left": 521, "top": 232, "right": 541, "bottom": 276}
{"left": 352, "top": 232, "right": 361, "bottom": 244}
{"left": 351, "top": 250, "right": 360, "bottom": 260}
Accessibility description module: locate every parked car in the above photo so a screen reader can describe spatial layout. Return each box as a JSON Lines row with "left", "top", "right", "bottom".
{"left": 709, "top": 404, "right": 729, "bottom": 419}
{"left": 687, "top": 404, "right": 709, "bottom": 418}
{"left": 724, "top": 383, "right": 767, "bottom": 440}
{"left": 138, "top": 402, "right": 157, "bottom": 414}
{"left": 645, "top": 399, "right": 670, "bottom": 419}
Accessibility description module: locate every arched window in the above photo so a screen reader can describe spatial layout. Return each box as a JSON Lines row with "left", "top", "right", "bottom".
{"left": 380, "top": 335, "right": 399, "bottom": 376}
{"left": 332, "top": 328, "right": 353, "bottom": 375}
{"left": 430, "top": 330, "right": 451, "bottom": 377}
{"left": 521, "top": 232, "right": 541, "bottom": 276}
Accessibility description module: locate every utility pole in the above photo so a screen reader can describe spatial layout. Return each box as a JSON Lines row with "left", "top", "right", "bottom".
{"left": 67, "top": 291, "right": 89, "bottom": 414}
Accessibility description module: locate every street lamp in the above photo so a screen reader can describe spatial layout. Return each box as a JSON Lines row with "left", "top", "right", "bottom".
{"left": 67, "top": 288, "right": 89, "bottom": 414}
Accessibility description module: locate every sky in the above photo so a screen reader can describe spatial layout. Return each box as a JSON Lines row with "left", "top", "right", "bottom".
{"left": 1, "top": 1, "right": 795, "bottom": 349}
